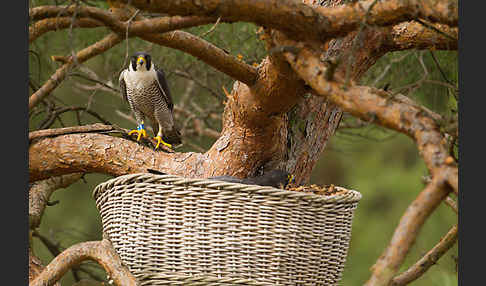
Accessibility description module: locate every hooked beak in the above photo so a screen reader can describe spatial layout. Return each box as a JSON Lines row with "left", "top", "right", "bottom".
{"left": 137, "top": 56, "right": 145, "bottom": 66}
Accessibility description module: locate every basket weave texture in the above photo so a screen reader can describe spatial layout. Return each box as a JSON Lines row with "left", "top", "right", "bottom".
{"left": 93, "top": 173, "right": 362, "bottom": 285}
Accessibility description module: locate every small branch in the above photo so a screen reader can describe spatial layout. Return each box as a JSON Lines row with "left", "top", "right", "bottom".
{"left": 32, "top": 231, "right": 62, "bottom": 257}
{"left": 199, "top": 16, "right": 221, "bottom": 38}
{"left": 174, "top": 107, "right": 221, "bottom": 139}
{"left": 445, "top": 167, "right": 458, "bottom": 195}
{"left": 29, "top": 32, "right": 122, "bottom": 111}
{"left": 38, "top": 106, "right": 112, "bottom": 130}
{"left": 29, "top": 173, "right": 84, "bottom": 229}
{"left": 415, "top": 18, "right": 456, "bottom": 41}
{"left": 70, "top": 72, "right": 120, "bottom": 93}
{"left": 29, "top": 17, "right": 103, "bottom": 43}
{"left": 365, "top": 172, "right": 452, "bottom": 286}
{"left": 29, "top": 240, "right": 137, "bottom": 286}
{"left": 390, "top": 224, "right": 458, "bottom": 286}
{"left": 429, "top": 51, "right": 455, "bottom": 85}
{"left": 385, "top": 20, "right": 457, "bottom": 51}
{"left": 444, "top": 196, "right": 458, "bottom": 214}
{"left": 172, "top": 69, "right": 224, "bottom": 100}
{"left": 33, "top": 231, "right": 105, "bottom": 283}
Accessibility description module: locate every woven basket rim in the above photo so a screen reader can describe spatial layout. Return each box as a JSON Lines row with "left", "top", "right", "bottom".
{"left": 93, "top": 172, "right": 362, "bottom": 203}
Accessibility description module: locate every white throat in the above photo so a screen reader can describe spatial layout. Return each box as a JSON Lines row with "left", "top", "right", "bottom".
{"left": 125, "top": 64, "right": 156, "bottom": 88}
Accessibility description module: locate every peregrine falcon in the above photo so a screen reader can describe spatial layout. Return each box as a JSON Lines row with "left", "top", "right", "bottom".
{"left": 119, "top": 52, "right": 181, "bottom": 149}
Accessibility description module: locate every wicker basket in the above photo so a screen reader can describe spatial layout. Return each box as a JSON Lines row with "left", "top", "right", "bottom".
{"left": 93, "top": 173, "right": 361, "bottom": 285}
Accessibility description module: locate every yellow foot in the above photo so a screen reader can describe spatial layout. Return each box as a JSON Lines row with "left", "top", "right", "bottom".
{"left": 128, "top": 128, "right": 147, "bottom": 141}
{"left": 154, "top": 136, "right": 172, "bottom": 149}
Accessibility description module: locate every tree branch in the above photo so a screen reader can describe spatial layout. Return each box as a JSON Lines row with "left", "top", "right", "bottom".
{"left": 140, "top": 31, "right": 258, "bottom": 85}
{"left": 28, "top": 131, "right": 206, "bottom": 182}
{"left": 384, "top": 20, "right": 457, "bottom": 51}
{"left": 29, "top": 240, "right": 137, "bottom": 286}
{"left": 29, "top": 49, "right": 306, "bottom": 182}
{"left": 29, "top": 5, "right": 258, "bottom": 85}
{"left": 109, "top": 0, "right": 457, "bottom": 42}
{"left": 30, "top": 244, "right": 61, "bottom": 286}
{"left": 30, "top": 5, "right": 216, "bottom": 42}
{"left": 29, "top": 32, "right": 122, "bottom": 111}
{"left": 29, "top": 173, "right": 84, "bottom": 229}
{"left": 444, "top": 196, "right": 458, "bottom": 214}
{"left": 32, "top": 231, "right": 106, "bottom": 283}
{"left": 277, "top": 32, "right": 458, "bottom": 285}
{"left": 390, "top": 224, "right": 458, "bottom": 286}
{"left": 29, "top": 17, "right": 103, "bottom": 43}
{"left": 364, "top": 172, "right": 453, "bottom": 286}
{"left": 281, "top": 38, "right": 452, "bottom": 174}
{"left": 29, "top": 123, "right": 117, "bottom": 142}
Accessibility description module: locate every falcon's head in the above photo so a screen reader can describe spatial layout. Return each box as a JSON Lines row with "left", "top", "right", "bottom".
{"left": 130, "top": 52, "right": 152, "bottom": 72}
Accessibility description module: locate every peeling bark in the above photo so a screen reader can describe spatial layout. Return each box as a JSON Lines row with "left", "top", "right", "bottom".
{"left": 285, "top": 96, "right": 342, "bottom": 184}
{"left": 385, "top": 21, "right": 457, "bottom": 51}
{"left": 29, "top": 132, "right": 207, "bottom": 182}
{"left": 204, "top": 54, "right": 306, "bottom": 177}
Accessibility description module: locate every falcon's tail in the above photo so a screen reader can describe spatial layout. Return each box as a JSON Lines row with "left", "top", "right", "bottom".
{"left": 162, "top": 128, "right": 182, "bottom": 146}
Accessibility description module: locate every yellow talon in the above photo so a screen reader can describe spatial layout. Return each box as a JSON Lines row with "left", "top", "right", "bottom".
{"left": 154, "top": 136, "right": 172, "bottom": 149}
{"left": 128, "top": 128, "right": 147, "bottom": 141}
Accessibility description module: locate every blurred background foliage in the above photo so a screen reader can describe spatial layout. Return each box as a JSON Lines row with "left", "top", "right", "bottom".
{"left": 29, "top": 1, "right": 458, "bottom": 285}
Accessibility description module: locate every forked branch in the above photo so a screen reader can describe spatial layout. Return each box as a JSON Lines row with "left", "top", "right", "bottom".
{"left": 29, "top": 239, "right": 137, "bottom": 286}
{"left": 391, "top": 224, "right": 458, "bottom": 285}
